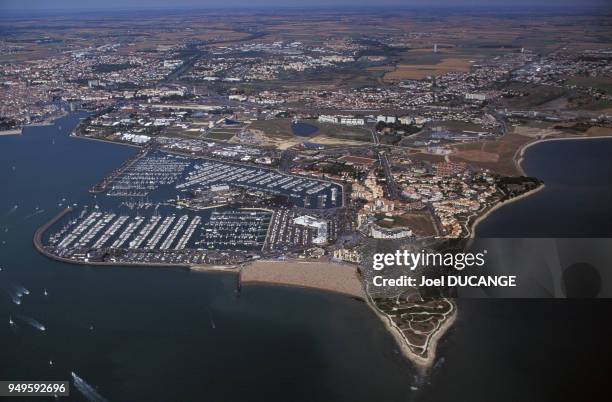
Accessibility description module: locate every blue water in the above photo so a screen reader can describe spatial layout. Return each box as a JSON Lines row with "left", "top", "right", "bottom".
{"left": 0, "top": 114, "right": 417, "bottom": 401}
{"left": 1, "top": 114, "right": 610, "bottom": 401}
{"left": 291, "top": 122, "right": 319, "bottom": 137}
{"left": 476, "top": 138, "right": 612, "bottom": 237}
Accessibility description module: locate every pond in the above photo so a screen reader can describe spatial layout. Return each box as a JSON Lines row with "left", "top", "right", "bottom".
{"left": 291, "top": 121, "right": 319, "bottom": 137}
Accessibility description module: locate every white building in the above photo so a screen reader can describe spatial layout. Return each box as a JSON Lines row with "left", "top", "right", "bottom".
{"left": 319, "top": 115, "right": 365, "bottom": 126}
{"left": 339, "top": 116, "right": 365, "bottom": 126}
{"left": 333, "top": 248, "right": 362, "bottom": 263}
{"left": 465, "top": 93, "right": 488, "bottom": 101}
{"left": 210, "top": 184, "right": 230, "bottom": 192}
{"left": 376, "top": 115, "right": 397, "bottom": 124}
{"left": 294, "top": 215, "right": 328, "bottom": 245}
{"left": 370, "top": 225, "right": 412, "bottom": 239}
{"left": 120, "top": 133, "right": 151, "bottom": 144}
{"left": 398, "top": 116, "right": 414, "bottom": 125}
{"left": 228, "top": 94, "right": 247, "bottom": 102}
{"left": 318, "top": 115, "right": 339, "bottom": 124}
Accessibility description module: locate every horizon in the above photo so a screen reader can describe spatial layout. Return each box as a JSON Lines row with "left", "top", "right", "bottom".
{"left": 1, "top": 0, "right": 611, "bottom": 13}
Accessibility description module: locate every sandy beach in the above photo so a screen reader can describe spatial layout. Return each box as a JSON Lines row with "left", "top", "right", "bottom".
{"left": 0, "top": 129, "right": 22, "bottom": 136}
{"left": 240, "top": 260, "right": 366, "bottom": 299}
{"left": 191, "top": 264, "right": 239, "bottom": 273}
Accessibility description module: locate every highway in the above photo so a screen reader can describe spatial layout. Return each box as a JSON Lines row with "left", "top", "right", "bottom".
{"left": 378, "top": 150, "right": 399, "bottom": 200}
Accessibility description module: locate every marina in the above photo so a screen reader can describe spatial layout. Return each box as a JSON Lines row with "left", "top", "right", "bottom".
{"left": 199, "top": 210, "right": 272, "bottom": 249}
{"left": 38, "top": 208, "right": 259, "bottom": 266}
{"left": 101, "top": 152, "right": 190, "bottom": 199}
{"left": 177, "top": 159, "right": 342, "bottom": 209}
{"left": 40, "top": 204, "right": 276, "bottom": 265}
{"left": 36, "top": 144, "right": 342, "bottom": 266}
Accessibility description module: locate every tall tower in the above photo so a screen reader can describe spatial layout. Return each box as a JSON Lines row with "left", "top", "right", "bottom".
{"left": 433, "top": 43, "right": 438, "bottom": 53}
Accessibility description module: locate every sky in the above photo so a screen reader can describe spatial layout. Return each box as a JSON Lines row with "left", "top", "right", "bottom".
{"left": 0, "top": 0, "right": 609, "bottom": 11}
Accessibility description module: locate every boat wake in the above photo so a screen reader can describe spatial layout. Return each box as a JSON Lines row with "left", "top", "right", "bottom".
{"left": 208, "top": 309, "right": 216, "bottom": 329}
{"left": 24, "top": 209, "right": 45, "bottom": 220}
{"left": 15, "top": 284, "right": 30, "bottom": 296}
{"left": 71, "top": 372, "right": 109, "bottom": 402}
{"left": 16, "top": 314, "right": 46, "bottom": 331}
{"left": 2, "top": 282, "right": 30, "bottom": 305}
{"left": 5, "top": 205, "right": 18, "bottom": 216}
{"left": 5, "top": 290, "right": 21, "bottom": 305}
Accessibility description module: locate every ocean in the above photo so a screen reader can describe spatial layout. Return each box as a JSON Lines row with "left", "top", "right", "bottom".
{"left": 0, "top": 114, "right": 610, "bottom": 401}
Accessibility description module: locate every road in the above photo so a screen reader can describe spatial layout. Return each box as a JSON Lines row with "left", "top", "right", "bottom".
{"left": 378, "top": 150, "right": 399, "bottom": 200}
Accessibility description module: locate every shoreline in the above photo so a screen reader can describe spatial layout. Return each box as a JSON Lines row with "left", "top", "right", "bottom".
{"left": 36, "top": 113, "right": 612, "bottom": 373}
{"left": 70, "top": 133, "right": 144, "bottom": 150}
{"left": 33, "top": 211, "right": 363, "bottom": 298}
{"left": 515, "top": 134, "right": 612, "bottom": 175}
{"left": 365, "top": 289, "right": 456, "bottom": 373}
{"left": 240, "top": 260, "right": 366, "bottom": 300}
{"left": 0, "top": 129, "right": 22, "bottom": 136}
{"left": 1, "top": 111, "right": 78, "bottom": 137}
{"left": 470, "top": 133, "right": 612, "bottom": 237}
{"left": 467, "top": 184, "right": 545, "bottom": 239}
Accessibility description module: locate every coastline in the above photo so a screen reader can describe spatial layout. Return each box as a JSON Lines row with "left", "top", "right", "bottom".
{"left": 0, "top": 129, "right": 22, "bottom": 136}
{"left": 240, "top": 260, "right": 366, "bottom": 300}
{"left": 365, "top": 290, "right": 456, "bottom": 373}
{"left": 467, "top": 184, "right": 545, "bottom": 239}
{"left": 35, "top": 113, "right": 612, "bottom": 374}
{"left": 470, "top": 134, "right": 612, "bottom": 238}
{"left": 515, "top": 134, "right": 612, "bottom": 175}
{"left": 0, "top": 112, "right": 69, "bottom": 137}
{"left": 70, "top": 133, "right": 144, "bottom": 149}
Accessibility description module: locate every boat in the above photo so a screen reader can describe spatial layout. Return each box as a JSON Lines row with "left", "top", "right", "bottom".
{"left": 9, "top": 316, "right": 14, "bottom": 326}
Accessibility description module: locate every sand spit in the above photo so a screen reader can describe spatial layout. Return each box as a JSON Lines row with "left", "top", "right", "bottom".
{"left": 366, "top": 292, "right": 457, "bottom": 373}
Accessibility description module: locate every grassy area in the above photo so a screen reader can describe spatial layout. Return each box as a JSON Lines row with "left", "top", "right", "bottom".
{"left": 376, "top": 211, "right": 437, "bottom": 237}
{"left": 566, "top": 76, "right": 612, "bottom": 94}
{"left": 311, "top": 121, "right": 372, "bottom": 142}
{"left": 432, "top": 120, "right": 487, "bottom": 132}
{"left": 208, "top": 132, "right": 235, "bottom": 141}
{"left": 500, "top": 83, "right": 567, "bottom": 109}
{"left": 249, "top": 119, "right": 294, "bottom": 138}
{"left": 382, "top": 57, "right": 473, "bottom": 81}
{"left": 249, "top": 118, "right": 372, "bottom": 144}
{"left": 449, "top": 133, "right": 533, "bottom": 176}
